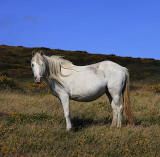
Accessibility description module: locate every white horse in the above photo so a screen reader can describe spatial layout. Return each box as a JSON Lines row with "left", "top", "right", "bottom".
{"left": 31, "top": 51, "right": 134, "bottom": 131}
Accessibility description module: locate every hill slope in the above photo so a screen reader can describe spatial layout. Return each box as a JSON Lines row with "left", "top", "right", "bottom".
{"left": 0, "top": 45, "right": 160, "bottom": 84}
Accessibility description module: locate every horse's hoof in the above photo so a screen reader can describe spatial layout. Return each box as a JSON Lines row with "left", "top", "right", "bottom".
{"left": 66, "top": 128, "right": 73, "bottom": 132}
{"left": 110, "top": 124, "right": 117, "bottom": 129}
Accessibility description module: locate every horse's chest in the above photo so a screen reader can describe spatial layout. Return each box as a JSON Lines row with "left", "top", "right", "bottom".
{"left": 47, "top": 81, "right": 61, "bottom": 97}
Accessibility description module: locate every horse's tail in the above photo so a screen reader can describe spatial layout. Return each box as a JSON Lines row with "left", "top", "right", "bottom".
{"left": 122, "top": 68, "right": 135, "bottom": 126}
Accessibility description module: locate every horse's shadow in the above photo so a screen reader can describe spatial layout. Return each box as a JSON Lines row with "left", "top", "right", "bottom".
{"left": 71, "top": 117, "right": 146, "bottom": 131}
{"left": 71, "top": 116, "right": 112, "bottom": 131}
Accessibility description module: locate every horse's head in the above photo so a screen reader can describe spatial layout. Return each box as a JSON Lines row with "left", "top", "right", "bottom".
{"left": 31, "top": 51, "right": 45, "bottom": 84}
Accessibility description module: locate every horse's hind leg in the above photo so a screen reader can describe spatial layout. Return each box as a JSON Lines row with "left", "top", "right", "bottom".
{"left": 112, "top": 94, "right": 123, "bottom": 128}
{"left": 107, "top": 89, "right": 123, "bottom": 128}
{"left": 106, "top": 91, "right": 118, "bottom": 127}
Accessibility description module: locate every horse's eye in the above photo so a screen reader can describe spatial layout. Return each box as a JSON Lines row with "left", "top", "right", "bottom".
{"left": 32, "top": 64, "right": 34, "bottom": 67}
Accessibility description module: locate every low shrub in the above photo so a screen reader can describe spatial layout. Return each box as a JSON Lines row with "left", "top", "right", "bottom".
{"left": 0, "top": 75, "right": 16, "bottom": 89}
{"left": 146, "top": 84, "right": 160, "bottom": 93}
{"left": 26, "top": 82, "right": 49, "bottom": 93}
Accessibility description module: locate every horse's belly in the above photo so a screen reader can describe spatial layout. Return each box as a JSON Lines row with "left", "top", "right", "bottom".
{"left": 64, "top": 69, "right": 107, "bottom": 101}
{"left": 69, "top": 86, "right": 106, "bottom": 102}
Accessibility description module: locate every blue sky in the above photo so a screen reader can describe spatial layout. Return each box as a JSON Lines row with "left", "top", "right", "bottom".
{"left": 0, "top": 0, "right": 160, "bottom": 59}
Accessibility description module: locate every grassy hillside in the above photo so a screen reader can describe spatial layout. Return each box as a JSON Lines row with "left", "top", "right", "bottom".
{"left": 0, "top": 45, "right": 160, "bottom": 156}
{"left": 0, "top": 45, "right": 160, "bottom": 83}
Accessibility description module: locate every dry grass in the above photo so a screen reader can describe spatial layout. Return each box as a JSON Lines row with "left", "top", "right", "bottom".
{"left": 0, "top": 85, "right": 160, "bottom": 157}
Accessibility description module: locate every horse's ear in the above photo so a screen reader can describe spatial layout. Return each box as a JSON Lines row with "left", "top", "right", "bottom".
{"left": 32, "top": 51, "right": 35, "bottom": 56}
{"left": 39, "top": 51, "right": 44, "bottom": 56}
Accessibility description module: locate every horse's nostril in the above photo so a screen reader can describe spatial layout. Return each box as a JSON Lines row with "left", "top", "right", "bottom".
{"left": 40, "top": 77, "right": 42, "bottom": 81}
{"left": 34, "top": 76, "right": 42, "bottom": 83}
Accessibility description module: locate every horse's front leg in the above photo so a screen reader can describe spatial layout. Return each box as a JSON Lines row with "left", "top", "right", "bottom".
{"left": 59, "top": 92, "right": 72, "bottom": 131}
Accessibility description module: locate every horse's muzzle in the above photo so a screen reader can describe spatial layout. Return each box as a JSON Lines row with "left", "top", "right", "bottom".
{"left": 34, "top": 77, "right": 42, "bottom": 84}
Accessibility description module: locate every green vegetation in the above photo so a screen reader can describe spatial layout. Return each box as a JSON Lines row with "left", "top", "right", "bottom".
{"left": 147, "top": 84, "right": 160, "bottom": 93}
{"left": 0, "top": 45, "right": 160, "bottom": 82}
{"left": 0, "top": 45, "right": 160, "bottom": 156}
{"left": 0, "top": 75, "right": 16, "bottom": 89}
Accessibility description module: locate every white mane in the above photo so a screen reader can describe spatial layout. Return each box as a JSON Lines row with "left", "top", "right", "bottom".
{"left": 43, "top": 55, "right": 75, "bottom": 84}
